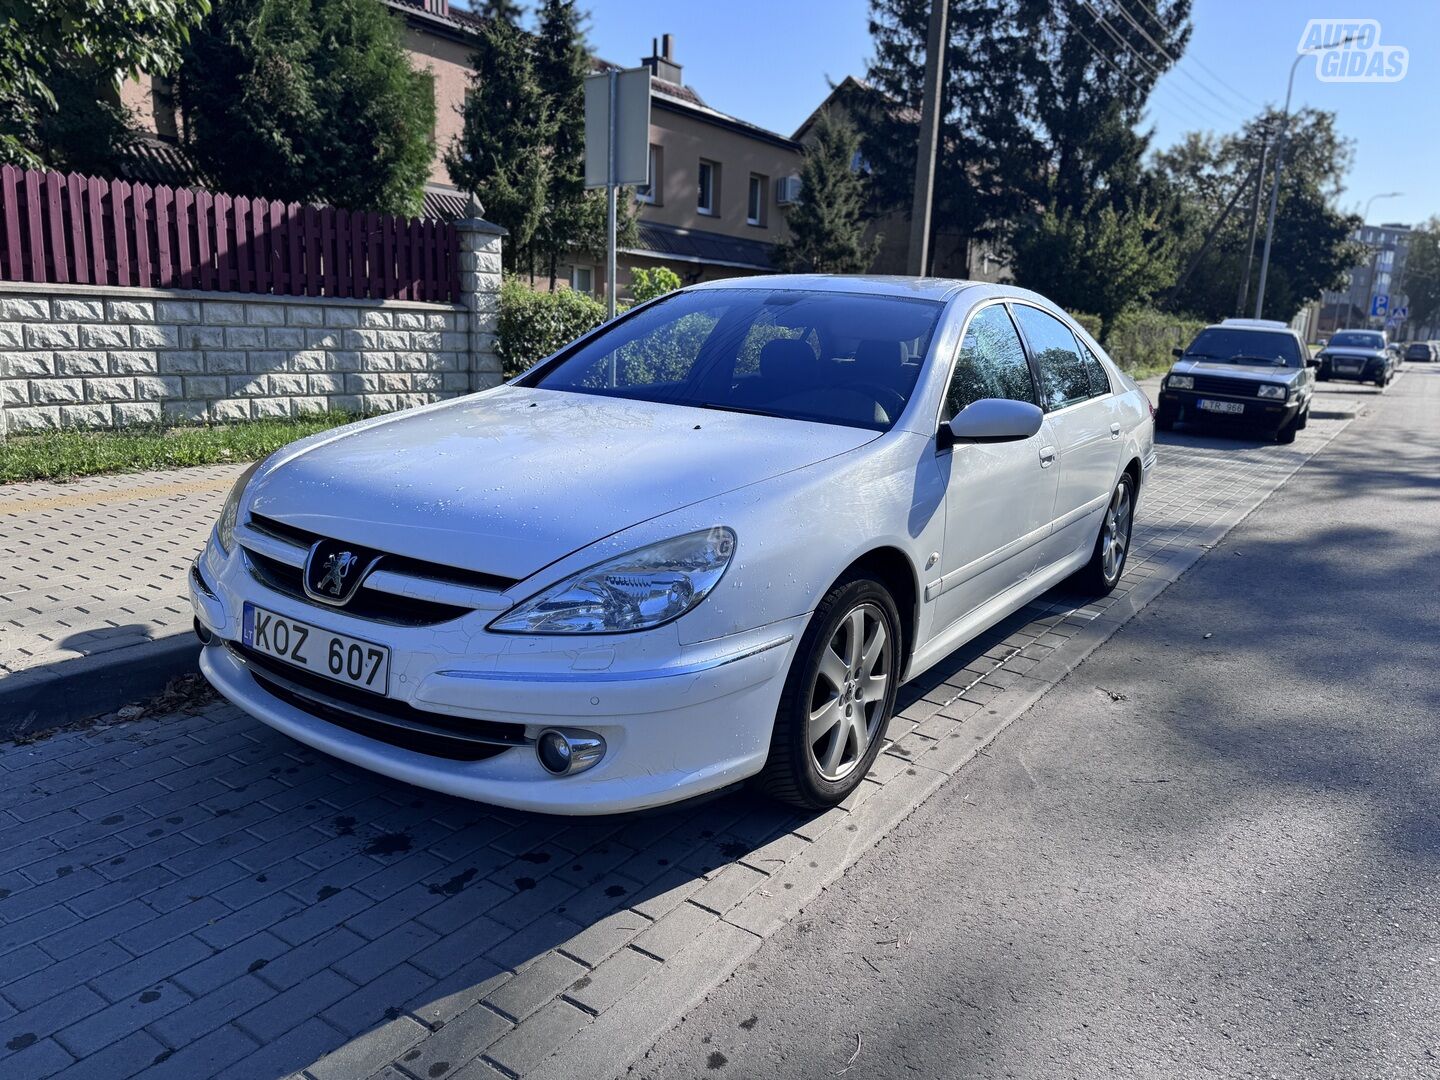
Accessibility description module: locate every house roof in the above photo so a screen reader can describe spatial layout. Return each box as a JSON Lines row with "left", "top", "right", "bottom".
{"left": 115, "top": 135, "right": 208, "bottom": 189}
{"left": 623, "top": 220, "right": 775, "bottom": 272}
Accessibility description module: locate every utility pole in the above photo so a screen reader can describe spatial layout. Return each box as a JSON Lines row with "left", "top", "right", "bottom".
{"left": 1255, "top": 35, "right": 1354, "bottom": 319}
{"left": 1236, "top": 127, "right": 1271, "bottom": 316}
{"left": 907, "top": 0, "right": 947, "bottom": 277}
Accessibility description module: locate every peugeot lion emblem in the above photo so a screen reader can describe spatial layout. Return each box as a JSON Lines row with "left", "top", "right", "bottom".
{"left": 317, "top": 551, "right": 357, "bottom": 596}
{"left": 304, "top": 542, "right": 373, "bottom": 605}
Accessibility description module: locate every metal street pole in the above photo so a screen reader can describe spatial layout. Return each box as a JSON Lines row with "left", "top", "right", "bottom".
{"left": 1254, "top": 36, "right": 1354, "bottom": 319}
{"left": 907, "top": 0, "right": 947, "bottom": 277}
{"left": 605, "top": 68, "right": 618, "bottom": 322}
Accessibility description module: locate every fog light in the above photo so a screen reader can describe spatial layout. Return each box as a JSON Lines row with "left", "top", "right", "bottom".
{"left": 536, "top": 728, "right": 606, "bottom": 776}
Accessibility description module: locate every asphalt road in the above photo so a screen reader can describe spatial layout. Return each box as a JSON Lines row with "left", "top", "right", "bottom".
{"left": 633, "top": 366, "right": 1440, "bottom": 1079}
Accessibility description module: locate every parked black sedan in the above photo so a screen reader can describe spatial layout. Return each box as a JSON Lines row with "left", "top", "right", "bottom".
{"left": 1316, "top": 330, "right": 1394, "bottom": 386}
{"left": 1156, "top": 319, "right": 1315, "bottom": 444}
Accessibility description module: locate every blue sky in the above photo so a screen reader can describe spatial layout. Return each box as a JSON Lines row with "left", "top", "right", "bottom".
{"left": 573, "top": 0, "right": 1437, "bottom": 227}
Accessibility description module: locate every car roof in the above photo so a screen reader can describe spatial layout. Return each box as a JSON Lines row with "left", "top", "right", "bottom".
{"left": 685, "top": 274, "right": 976, "bottom": 303}
{"left": 1206, "top": 318, "right": 1297, "bottom": 335}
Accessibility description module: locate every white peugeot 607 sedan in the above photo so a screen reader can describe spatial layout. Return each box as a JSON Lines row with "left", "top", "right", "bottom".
{"left": 190, "top": 275, "right": 1155, "bottom": 815}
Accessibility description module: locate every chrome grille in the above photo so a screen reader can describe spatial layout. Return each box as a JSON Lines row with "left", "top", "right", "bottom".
{"left": 237, "top": 513, "right": 517, "bottom": 626}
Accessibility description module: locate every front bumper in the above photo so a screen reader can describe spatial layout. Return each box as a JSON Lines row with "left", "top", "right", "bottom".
{"left": 1158, "top": 389, "right": 1300, "bottom": 430}
{"left": 1320, "top": 357, "right": 1384, "bottom": 381}
{"left": 189, "top": 542, "right": 802, "bottom": 815}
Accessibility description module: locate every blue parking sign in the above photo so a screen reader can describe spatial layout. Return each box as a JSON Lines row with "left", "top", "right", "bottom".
{"left": 1371, "top": 294, "right": 1389, "bottom": 317}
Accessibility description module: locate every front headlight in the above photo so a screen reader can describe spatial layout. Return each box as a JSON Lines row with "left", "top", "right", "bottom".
{"left": 215, "top": 458, "right": 266, "bottom": 553}
{"left": 489, "top": 528, "right": 737, "bottom": 634}
{"left": 1167, "top": 374, "right": 1194, "bottom": 390}
{"left": 1256, "top": 384, "right": 1287, "bottom": 400}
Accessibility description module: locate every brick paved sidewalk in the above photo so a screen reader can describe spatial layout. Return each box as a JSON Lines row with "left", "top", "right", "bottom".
{"left": 0, "top": 392, "right": 1367, "bottom": 1080}
{"left": 0, "top": 464, "right": 244, "bottom": 730}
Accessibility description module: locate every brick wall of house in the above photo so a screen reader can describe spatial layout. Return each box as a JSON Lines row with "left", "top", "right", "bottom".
{"left": 0, "top": 220, "right": 504, "bottom": 436}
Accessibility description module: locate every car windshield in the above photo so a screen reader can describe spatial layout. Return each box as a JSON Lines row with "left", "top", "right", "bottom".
{"left": 526, "top": 288, "right": 943, "bottom": 431}
{"left": 1328, "top": 332, "right": 1385, "bottom": 349}
{"left": 1183, "top": 328, "right": 1303, "bottom": 367}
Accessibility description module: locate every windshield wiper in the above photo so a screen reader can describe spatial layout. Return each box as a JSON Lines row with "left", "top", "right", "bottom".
{"left": 693, "top": 402, "right": 781, "bottom": 418}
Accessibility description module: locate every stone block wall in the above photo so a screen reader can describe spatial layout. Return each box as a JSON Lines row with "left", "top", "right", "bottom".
{"left": 0, "top": 217, "right": 504, "bottom": 435}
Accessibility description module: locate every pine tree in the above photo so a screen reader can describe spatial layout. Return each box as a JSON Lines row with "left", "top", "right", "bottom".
{"left": 773, "top": 109, "right": 877, "bottom": 274}
{"left": 445, "top": 17, "right": 553, "bottom": 271}
{"left": 531, "top": 0, "right": 634, "bottom": 289}
{"left": 177, "top": 0, "right": 433, "bottom": 215}
{"left": 479, "top": 0, "right": 526, "bottom": 24}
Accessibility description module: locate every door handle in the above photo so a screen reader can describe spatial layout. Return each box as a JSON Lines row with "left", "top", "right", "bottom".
{"left": 1110, "top": 422, "right": 1122, "bottom": 440}
{"left": 1039, "top": 445, "right": 1057, "bottom": 468}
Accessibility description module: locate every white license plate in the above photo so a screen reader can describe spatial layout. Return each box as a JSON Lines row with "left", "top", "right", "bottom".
{"left": 242, "top": 603, "right": 390, "bottom": 695}
{"left": 1337, "top": 363, "right": 1360, "bottom": 373}
{"left": 1198, "top": 399, "right": 1245, "bottom": 414}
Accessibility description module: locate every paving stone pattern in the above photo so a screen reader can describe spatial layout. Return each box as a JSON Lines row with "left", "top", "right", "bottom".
{"left": 0, "top": 465, "right": 244, "bottom": 678}
{"left": 0, "top": 405, "right": 1359, "bottom": 1080}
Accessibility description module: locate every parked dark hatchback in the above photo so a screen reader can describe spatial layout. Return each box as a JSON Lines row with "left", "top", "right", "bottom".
{"left": 1157, "top": 319, "right": 1315, "bottom": 444}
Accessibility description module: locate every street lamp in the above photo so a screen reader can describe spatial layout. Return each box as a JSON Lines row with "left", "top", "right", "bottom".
{"left": 1253, "top": 36, "right": 1356, "bottom": 320}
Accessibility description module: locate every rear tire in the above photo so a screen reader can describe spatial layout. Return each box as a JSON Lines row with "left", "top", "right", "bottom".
{"left": 757, "top": 577, "right": 901, "bottom": 810}
{"left": 1071, "top": 473, "right": 1135, "bottom": 598}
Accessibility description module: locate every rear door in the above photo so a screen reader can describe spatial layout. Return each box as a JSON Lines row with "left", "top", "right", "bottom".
{"left": 931, "top": 302, "right": 1059, "bottom": 629}
{"left": 1010, "top": 303, "right": 1125, "bottom": 566}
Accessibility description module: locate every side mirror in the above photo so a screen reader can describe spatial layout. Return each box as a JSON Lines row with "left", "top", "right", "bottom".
{"left": 941, "top": 398, "right": 1045, "bottom": 447}
{"left": 1305, "top": 355, "right": 1320, "bottom": 367}
{"left": 1171, "top": 347, "right": 1184, "bottom": 359}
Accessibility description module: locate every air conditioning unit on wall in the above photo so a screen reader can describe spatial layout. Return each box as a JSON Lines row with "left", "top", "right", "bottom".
{"left": 775, "top": 176, "right": 803, "bottom": 205}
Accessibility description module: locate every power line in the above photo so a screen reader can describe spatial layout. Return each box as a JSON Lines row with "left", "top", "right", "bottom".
{"left": 1109, "top": 0, "right": 1253, "bottom": 118}
{"left": 1078, "top": 0, "right": 1241, "bottom": 127}
{"left": 1056, "top": 7, "right": 1218, "bottom": 131}
{"left": 1123, "top": 0, "right": 1263, "bottom": 112}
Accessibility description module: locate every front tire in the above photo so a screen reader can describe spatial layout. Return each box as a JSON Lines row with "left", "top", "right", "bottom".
{"left": 757, "top": 577, "right": 901, "bottom": 810}
{"left": 1072, "top": 473, "right": 1135, "bottom": 597}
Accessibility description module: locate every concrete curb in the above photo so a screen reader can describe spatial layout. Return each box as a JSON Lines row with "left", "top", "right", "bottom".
{"left": 0, "top": 631, "right": 200, "bottom": 740}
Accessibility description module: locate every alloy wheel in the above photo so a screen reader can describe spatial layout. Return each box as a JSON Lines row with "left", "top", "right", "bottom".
{"left": 807, "top": 602, "right": 892, "bottom": 782}
{"left": 1101, "top": 482, "right": 1133, "bottom": 583}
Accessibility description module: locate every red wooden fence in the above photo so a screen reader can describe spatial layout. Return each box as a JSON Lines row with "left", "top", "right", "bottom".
{"left": 0, "top": 166, "right": 461, "bottom": 303}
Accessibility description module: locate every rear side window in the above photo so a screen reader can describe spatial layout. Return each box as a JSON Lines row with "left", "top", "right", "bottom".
{"left": 1080, "top": 342, "right": 1112, "bottom": 397}
{"left": 1011, "top": 305, "right": 1091, "bottom": 410}
{"left": 943, "top": 304, "right": 1037, "bottom": 420}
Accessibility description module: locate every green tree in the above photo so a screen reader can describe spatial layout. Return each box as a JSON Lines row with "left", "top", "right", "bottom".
{"left": 1401, "top": 218, "right": 1440, "bottom": 331}
{"left": 1154, "top": 108, "right": 1362, "bottom": 320}
{"left": 773, "top": 109, "right": 878, "bottom": 274}
{"left": 531, "top": 1, "right": 634, "bottom": 288}
{"left": 1, "top": 0, "right": 210, "bottom": 169}
{"left": 177, "top": 0, "right": 432, "bottom": 214}
{"left": 1011, "top": 196, "right": 1176, "bottom": 337}
{"left": 478, "top": 0, "right": 525, "bottom": 23}
{"left": 446, "top": 16, "right": 552, "bottom": 271}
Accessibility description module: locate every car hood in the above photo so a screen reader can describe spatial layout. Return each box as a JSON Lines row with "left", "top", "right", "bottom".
{"left": 1171, "top": 358, "right": 1297, "bottom": 381}
{"left": 248, "top": 387, "right": 878, "bottom": 581}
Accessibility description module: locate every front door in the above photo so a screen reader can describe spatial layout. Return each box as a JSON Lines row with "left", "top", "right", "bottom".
{"left": 932, "top": 302, "right": 1059, "bottom": 630}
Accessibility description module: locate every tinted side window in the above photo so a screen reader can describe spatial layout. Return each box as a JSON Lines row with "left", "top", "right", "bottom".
{"left": 1080, "top": 342, "right": 1112, "bottom": 397}
{"left": 943, "top": 304, "right": 1037, "bottom": 420}
{"left": 1012, "top": 305, "right": 1090, "bottom": 410}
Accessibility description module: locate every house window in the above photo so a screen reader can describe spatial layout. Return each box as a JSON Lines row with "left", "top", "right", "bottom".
{"left": 637, "top": 144, "right": 662, "bottom": 205}
{"left": 698, "top": 160, "right": 718, "bottom": 215}
{"left": 571, "top": 266, "right": 594, "bottom": 294}
{"left": 747, "top": 174, "right": 767, "bottom": 226}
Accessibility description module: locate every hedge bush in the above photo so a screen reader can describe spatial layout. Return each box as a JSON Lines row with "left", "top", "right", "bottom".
{"left": 1103, "top": 308, "right": 1208, "bottom": 377}
{"left": 495, "top": 276, "right": 607, "bottom": 378}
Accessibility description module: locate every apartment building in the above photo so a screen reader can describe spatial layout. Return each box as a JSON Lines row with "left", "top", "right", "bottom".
{"left": 1317, "top": 221, "right": 1414, "bottom": 337}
